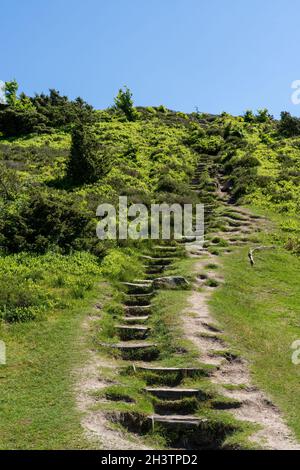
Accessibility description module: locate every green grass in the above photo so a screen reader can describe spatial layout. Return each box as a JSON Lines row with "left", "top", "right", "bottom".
{"left": 205, "top": 278, "right": 220, "bottom": 288}
{"left": 210, "top": 245, "right": 300, "bottom": 440}
{"left": 0, "top": 252, "right": 107, "bottom": 449}
{"left": 0, "top": 286, "right": 105, "bottom": 449}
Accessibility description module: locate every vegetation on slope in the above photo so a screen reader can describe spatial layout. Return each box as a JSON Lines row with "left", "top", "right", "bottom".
{"left": 0, "top": 80, "right": 299, "bottom": 448}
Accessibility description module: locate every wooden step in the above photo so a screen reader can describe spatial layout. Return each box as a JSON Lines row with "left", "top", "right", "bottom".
{"left": 153, "top": 245, "right": 178, "bottom": 251}
{"left": 147, "top": 414, "right": 208, "bottom": 426}
{"left": 99, "top": 341, "right": 159, "bottom": 361}
{"left": 145, "top": 387, "right": 204, "bottom": 400}
{"left": 123, "top": 315, "right": 149, "bottom": 323}
{"left": 123, "top": 292, "right": 154, "bottom": 306}
{"left": 152, "top": 246, "right": 183, "bottom": 255}
{"left": 115, "top": 325, "right": 150, "bottom": 340}
{"left": 125, "top": 305, "right": 152, "bottom": 316}
{"left": 176, "top": 236, "right": 197, "bottom": 243}
{"left": 141, "top": 256, "right": 174, "bottom": 266}
{"left": 117, "top": 325, "right": 150, "bottom": 330}
{"left": 99, "top": 340, "right": 156, "bottom": 349}
{"left": 133, "top": 365, "right": 212, "bottom": 377}
{"left": 121, "top": 282, "right": 153, "bottom": 294}
{"left": 145, "top": 265, "right": 165, "bottom": 274}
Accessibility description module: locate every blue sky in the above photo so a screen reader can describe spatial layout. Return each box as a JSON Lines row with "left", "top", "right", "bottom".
{"left": 1, "top": 0, "right": 300, "bottom": 116}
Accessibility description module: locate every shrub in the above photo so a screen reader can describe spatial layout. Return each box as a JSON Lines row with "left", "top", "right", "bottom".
{"left": 0, "top": 277, "right": 50, "bottom": 323}
{"left": 0, "top": 107, "right": 48, "bottom": 137}
{"left": 278, "top": 112, "right": 300, "bottom": 137}
{"left": 67, "top": 124, "right": 112, "bottom": 184}
{"left": 101, "top": 248, "right": 143, "bottom": 282}
{"left": 1, "top": 190, "right": 91, "bottom": 253}
{"left": 114, "top": 86, "right": 138, "bottom": 122}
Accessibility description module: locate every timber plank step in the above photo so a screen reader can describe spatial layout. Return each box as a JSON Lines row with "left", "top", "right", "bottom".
{"left": 141, "top": 256, "right": 174, "bottom": 266}
{"left": 133, "top": 365, "right": 213, "bottom": 377}
{"left": 145, "top": 265, "right": 165, "bottom": 274}
{"left": 121, "top": 282, "right": 153, "bottom": 294}
{"left": 99, "top": 341, "right": 156, "bottom": 349}
{"left": 116, "top": 325, "right": 150, "bottom": 340}
{"left": 123, "top": 292, "right": 154, "bottom": 306}
{"left": 99, "top": 341, "right": 159, "bottom": 361}
{"left": 123, "top": 315, "right": 149, "bottom": 323}
{"left": 145, "top": 387, "right": 205, "bottom": 400}
{"left": 125, "top": 305, "right": 152, "bottom": 315}
{"left": 116, "top": 325, "right": 150, "bottom": 330}
{"left": 147, "top": 414, "right": 208, "bottom": 426}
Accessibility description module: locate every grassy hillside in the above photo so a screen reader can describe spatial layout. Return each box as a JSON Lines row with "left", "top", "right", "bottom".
{"left": 0, "top": 86, "right": 299, "bottom": 448}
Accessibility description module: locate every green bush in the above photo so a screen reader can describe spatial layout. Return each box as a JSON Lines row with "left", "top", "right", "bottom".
{"left": 1, "top": 190, "right": 92, "bottom": 254}
{"left": 67, "top": 124, "right": 112, "bottom": 184}
{"left": 114, "top": 86, "right": 138, "bottom": 122}
{"left": 101, "top": 248, "right": 143, "bottom": 282}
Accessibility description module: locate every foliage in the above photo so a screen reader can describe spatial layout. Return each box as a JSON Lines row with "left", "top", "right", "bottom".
{"left": 4, "top": 79, "right": 19, "bottom": 106}
{"left": 278, "top": 111, "right": 300, "bottom": 137}
{"left": 100, "top": 248, "right": 143, "bottom": 281}
{"left": 67, "top": 124, "right": 113, "bottom": 184}
{"left": 0, "top": 86, "right": 94, "bottom": 137}
{"left": 114, "top": 86, "right": 138, "bottom": 121}
{"left": 0, "top": 162, "right": 22, "bottom": 200}
{"left": 0, "top": 190, "right": 92, "bottom": 254}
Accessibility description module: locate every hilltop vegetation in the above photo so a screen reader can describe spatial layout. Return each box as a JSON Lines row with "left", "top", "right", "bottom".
{"left": 0, "top": 81, "right": 299, "bottom": 448}
{"left": 0, "top": 83, "right": 299, "bottom": 323}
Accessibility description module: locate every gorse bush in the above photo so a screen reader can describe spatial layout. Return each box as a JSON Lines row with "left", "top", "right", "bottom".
{"left": 1, "top": 80, "right": 299, "bottom": 265}
{"left": 0, "top": 252, "right": 101, "bottom": 322}
{"left": 278, "top": 112, "right": 300, "bottom": 137}
{"left": 114, "top": 86, "right": 138, "bottom": 122}
{"left": 1, "top": 190, "right": 92, "bottom": 254}
{"left": 0, "top": 83, "right": 95, "bottom": 137}
{"left": 100, "top": 248, "right": 144, "bottom": 282}
{"left": 0, "top": 276, "right": 51, "bottom": 322}
{"left": 68, "top": 124, "right": 113, "bottom": 184}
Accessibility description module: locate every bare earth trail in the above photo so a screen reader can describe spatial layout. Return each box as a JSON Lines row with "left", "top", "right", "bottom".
{"left": 183, "top": 199, "right": 300, "bottom": 450}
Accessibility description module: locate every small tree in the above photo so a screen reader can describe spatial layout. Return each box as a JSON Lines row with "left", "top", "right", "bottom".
{"left": 256, "top": 108, "right": 273, "bottom": 123}
{"left": 5, "top": 80, "right": 19, "bottom": 106}
{"left": 0, "top": 163, "right": 21, "bottom": 200}
{"left": 67, "top": 124, "right": 111, "bottom": 184}
{"left": 243, "top": 110, "right": 255, "bottom": 122}
{"left": 278, "top": 111, "right": 300, "bottom": 137}
{"left": 114, "top": 86, "right": 138, "bottom": 121}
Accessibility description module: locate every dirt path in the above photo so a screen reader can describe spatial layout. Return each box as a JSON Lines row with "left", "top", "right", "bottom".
{"left": 183, "top": 205, "right": 300, "bottom": 450}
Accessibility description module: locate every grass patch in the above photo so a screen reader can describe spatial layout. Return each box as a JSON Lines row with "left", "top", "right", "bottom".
{"left": 210, "top": 245, "right": 300, "bottom": 440}
{"left": 205, "top": 278, "right": 220, "bottom": 288}
{"left": 205, "top": 263, "right": 219, "bottom": 270}
{"left": 0, "top": 283, "right": 107, "bottom": 449}
{"left": 0, "top": 251, "right": 109, "bottom": 449}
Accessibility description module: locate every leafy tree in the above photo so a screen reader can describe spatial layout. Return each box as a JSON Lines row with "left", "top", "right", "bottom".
{"left": 114, "top": 86, "right": 138, "bottom": 121}
{"left": 1, "top": 190, "right": 91, "bottom": 253}
{"left": 278, "top": 112, "right": 300, "bottom": 137}
{"left": 243, "top": 110, "right": 255, "bottom": 122}
{"left": 0, "top": 163, "right": 22, "bottom": 201}
{"left": 5, "top": 79, "right": 19, "bottom": 106}
{"left": 0, "top": 107, "right": 48, "bottom": 136}
{"left": 256, "top": 108, "right": 273, "bottom": 123}
{"left": 67, "top": 124, "right": 112, "bottom": 184}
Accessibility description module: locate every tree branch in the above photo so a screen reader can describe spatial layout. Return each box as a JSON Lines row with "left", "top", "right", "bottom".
{"left": 248, "top": 245, "right": 275, "bottom": 266}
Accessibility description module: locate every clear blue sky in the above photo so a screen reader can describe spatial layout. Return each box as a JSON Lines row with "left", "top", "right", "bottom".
{"left": 2, "top": 0, "right": 300, "bottom": 116}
